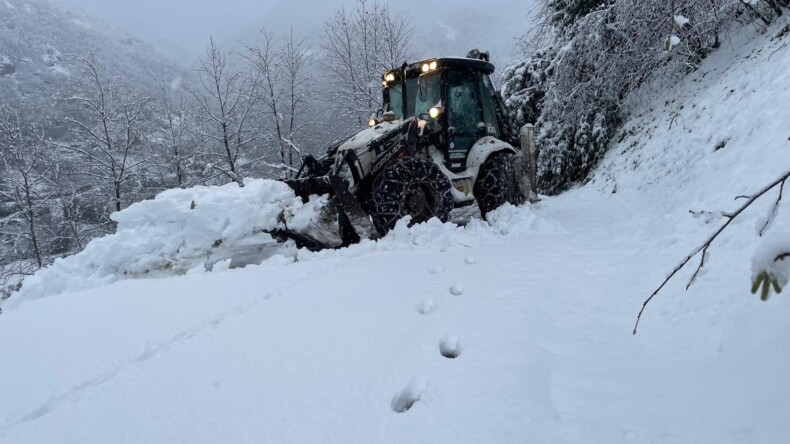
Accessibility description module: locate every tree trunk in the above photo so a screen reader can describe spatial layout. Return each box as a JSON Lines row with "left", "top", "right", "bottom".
{"left": 22, "top": 175, "right": 43, "bottom": 268}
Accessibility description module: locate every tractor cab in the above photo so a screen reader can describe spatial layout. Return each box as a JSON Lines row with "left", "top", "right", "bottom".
{"left": 380, "top": 52, "right": 517, "bottom": 172}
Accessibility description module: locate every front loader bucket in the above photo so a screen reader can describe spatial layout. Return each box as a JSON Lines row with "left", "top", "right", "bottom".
{"left": 276, "top": 175, "right": 376, "bottom": 249}
{"left": 284, "top": 176, "right": 334, "bottom": 203}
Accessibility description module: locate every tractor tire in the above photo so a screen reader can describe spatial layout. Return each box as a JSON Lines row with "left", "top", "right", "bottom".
{"left": 371, "top": 157, "right": 454, "bottom": 236}
{"left": 474, "top": 151, "right": 523, "bottom": 220}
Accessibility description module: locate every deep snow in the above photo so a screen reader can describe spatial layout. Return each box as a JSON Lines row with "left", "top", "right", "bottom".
{"left": 1, "top": 179, "right": 326, "bottom": 309}
{"left": 1, "top": 20, "right": 789, "bottom": 444}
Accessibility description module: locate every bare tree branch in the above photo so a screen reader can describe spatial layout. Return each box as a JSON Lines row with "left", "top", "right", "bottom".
{"left": 634, "top": 169, "right": 790, "bottom": 334}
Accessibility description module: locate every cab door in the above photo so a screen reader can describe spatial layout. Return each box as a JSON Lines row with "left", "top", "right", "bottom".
{"left": 445, "top": 69, "right": 484, "bottom": 171}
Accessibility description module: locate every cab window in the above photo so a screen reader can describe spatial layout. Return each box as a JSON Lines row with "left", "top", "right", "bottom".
{"left": 479, "top": 75, "right": 500, "bottom": 137}
{"left": 414, "top": 72, "right": 441, "bottom": 119}
{"left": 386, "top": 84, "right": 404, "bottom": 119}
{"left": 447, "top": 70, "right": 482, "bottom": 135}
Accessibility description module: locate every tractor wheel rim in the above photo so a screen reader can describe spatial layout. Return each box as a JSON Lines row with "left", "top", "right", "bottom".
{"left": 404, "top": 188, "right": 427, "bottom": 216}
{"left": 402, "top": 184, "right": 439, "bottom": 223}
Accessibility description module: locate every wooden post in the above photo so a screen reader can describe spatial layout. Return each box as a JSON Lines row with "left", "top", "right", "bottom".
{"left": 520, "top": 124, "right": 540, "bottom": 203}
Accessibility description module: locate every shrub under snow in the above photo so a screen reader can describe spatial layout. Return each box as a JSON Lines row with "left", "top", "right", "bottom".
{"left": 752, "top": 232, "right": 790, "bottom": 300}
{"left": 501, "top": 0, "right": 785, "bottom": 194}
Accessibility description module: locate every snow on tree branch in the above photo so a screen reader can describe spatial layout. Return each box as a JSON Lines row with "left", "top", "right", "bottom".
{"left": 633, "top": 169, "right": 790, "bottom": 334}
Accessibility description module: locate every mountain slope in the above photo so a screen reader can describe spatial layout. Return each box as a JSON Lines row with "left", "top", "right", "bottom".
{"left": 0, "top": 0, "right": 185, "bottom": 106}
{"left": 0, "top": 18, "right": 788, "bottom": 444}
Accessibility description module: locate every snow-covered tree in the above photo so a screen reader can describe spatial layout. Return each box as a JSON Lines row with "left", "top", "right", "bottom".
{"left": 190, "top": 39, "right": 262, "bottom": 185}
{"left": 62, "top": 54, "right": 151, "bottom": 216}
{"left": 150, "top": 84, "right": 201, "bottom": 188}
{"left": 245, "top": 29, "right": 316, "bottom": 179}
{"left": 502, "top": 0, "right": 786, "bottom": 194}
{"left": 0, "top": 105, "right": 58, "bottom": 284}
{"left": 321, "top": 0, "right": 413, "bottom": 127}
{"left": 278, "top": 29, "right": 317, "bottom": 178}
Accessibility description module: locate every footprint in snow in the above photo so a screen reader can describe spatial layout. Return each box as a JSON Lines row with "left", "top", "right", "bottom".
{"left": 428, "top": 266, "right": 445, "bottom": 275}
{"left": 415, "top": 298, "right": 437, "bottom": 315}
{"left": 449, "top": 283, "right": 465, "bottom": 296}
{"left": 439, "top": 335, "right": 463, "bottom": 359}
{"left": 391, "top": 380, "right": 425, "bottom": 413}
{"left": 464, "top": 256, "right": 476, "bottom": 265}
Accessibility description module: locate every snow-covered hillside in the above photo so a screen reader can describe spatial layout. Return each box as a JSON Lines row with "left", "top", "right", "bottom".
{"left": 0, "top": 0, "right": 184, "bottom": 106}
{"left": 1, "top": 20, "right": 788, "bottom": 444}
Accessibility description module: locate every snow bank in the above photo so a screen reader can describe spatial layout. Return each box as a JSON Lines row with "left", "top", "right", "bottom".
{"left": 3, "top": 179, "right": 321, "bottom": 310}
{"left": 288, "top": 203, "right": 560, "bottom": 265}
{"left": 3, "top": 175, "right": 560, "bottom": 311}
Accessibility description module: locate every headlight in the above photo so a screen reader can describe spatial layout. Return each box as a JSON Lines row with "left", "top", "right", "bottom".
{"left": 429, "top": 106, "right": 442, "bottom": 119}
{"left": 421, "top": 61, "right": 438, "bottom": 73}
{"left": 368, "top": 118, "right": 377, "bottom": 127}
{"left": 385, "top": 72, "right": 396, "bottom": 82}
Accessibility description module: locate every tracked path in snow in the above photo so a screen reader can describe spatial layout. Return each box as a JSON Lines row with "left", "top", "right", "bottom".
{"left": 0, "top": 258, "right": 348, "bottom": 434}
{"left": 0, "top": 194, "right": 787, "bottom": 443}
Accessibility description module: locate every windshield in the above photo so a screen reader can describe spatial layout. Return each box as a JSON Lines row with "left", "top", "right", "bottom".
{"left": 386, "top": 83, "right": 404, "bottom": 119}
{"left": 384, "top": 72, "right": 441, "bottom": 119}
{"left": 414, "top": 72, "right": 441, "bottom": 118}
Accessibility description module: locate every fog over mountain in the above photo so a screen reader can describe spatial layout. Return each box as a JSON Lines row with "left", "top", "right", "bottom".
{"left": 1, "top": 0, "right": 185, "bottom": 107}
{"left": 52, "top": 0, "right": 535, "bottom": 69}
{"left": 51, "top": 0, "right": 279, "bottom": 64}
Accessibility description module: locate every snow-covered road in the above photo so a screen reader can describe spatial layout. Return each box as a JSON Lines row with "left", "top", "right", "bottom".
{"left": 1, "top": 192, "right": 787, "bottom": 443}
{"left": 2, "top": 17, "right": 789, "bottom": 444}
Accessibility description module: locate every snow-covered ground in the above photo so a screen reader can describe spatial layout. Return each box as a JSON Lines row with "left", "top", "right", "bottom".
{"left": 1, "top": 21, "right": 789, "bottom": 444}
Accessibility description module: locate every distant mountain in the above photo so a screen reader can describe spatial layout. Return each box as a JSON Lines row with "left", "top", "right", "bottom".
{"left": 0, "top": 0, "right": 186, "bottom": 107}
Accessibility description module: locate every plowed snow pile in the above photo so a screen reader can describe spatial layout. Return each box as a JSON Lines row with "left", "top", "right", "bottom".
{"left": 2, "top": 179, "right": 558, "bottom": 311}
{"left": 2, "top": 179, "right": 325, "bottom": 309}
{"left": 0, "top": 21, "right": 788, "bottom": 444}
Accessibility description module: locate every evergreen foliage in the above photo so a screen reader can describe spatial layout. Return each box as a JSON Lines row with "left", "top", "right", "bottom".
{"left": 501, "top": 0, "right": 787, "bottom": 194}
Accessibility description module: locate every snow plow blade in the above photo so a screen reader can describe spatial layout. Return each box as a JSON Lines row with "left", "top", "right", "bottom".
{"left": 271, "top": 174, "right": 376, "bottom": 250}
